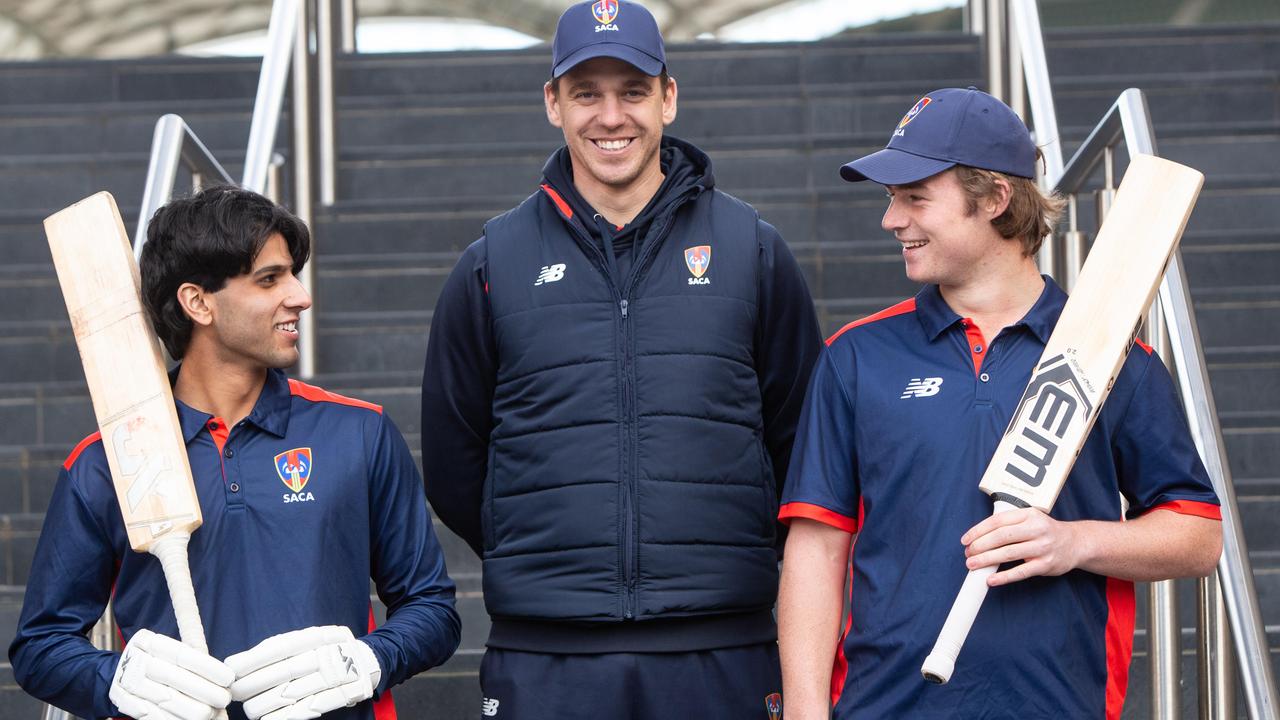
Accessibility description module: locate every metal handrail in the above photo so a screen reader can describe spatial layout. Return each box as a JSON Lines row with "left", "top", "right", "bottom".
{"left": 1052, "top": 88, "right": 1280, "bottom": 720}
{"left": 243, "top": 0, "right": 302, "bottom": 194}
{"left": 133, "top": 114, "right": 235, "bottom": 258}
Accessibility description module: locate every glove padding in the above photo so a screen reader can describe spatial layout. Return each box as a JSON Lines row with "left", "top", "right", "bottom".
{"left": 109, "top": 628, "right": 235, "bottom": 720}
{"left": 226, "top": 625, "right": 382, "bottom": 720}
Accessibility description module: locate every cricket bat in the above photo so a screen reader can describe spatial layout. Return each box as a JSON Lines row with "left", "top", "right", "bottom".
{"left": 919, "top": 154, "right": 1204, "bottom": 684}
{"left": 45, "top": 192, "right": 224, "bottom": 715}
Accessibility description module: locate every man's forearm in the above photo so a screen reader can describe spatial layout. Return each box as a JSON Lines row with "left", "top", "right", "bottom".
{"left": 778, "top": 519, "right": 852, "bottom": 720}
{"left": 1072, "top": 509, "right": 1221, "bottom": 581}
{"left": 966, "top": 505, "right": 1222, "bottom": 586}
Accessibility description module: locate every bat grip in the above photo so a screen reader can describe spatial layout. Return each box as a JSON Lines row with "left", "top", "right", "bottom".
{"left": 920, "top": 499, "right": 1018, "bottom": 684}
{"left": 150, "top": 532, "right": 229, "bottom": 720}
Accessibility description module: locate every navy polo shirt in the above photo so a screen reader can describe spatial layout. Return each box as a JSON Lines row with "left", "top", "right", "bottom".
{"left": 780, "top": 279, "right": 1219, "bottom": 719}
{"left": 11, "top": 369, "right": 460, "bottom": 720}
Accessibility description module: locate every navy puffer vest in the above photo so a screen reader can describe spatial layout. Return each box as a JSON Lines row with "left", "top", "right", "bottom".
{"left": 480, "top": 180, "right": 779, "bottom": 622}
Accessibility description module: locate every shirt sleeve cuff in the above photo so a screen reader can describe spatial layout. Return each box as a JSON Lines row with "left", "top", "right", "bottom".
{"left": 778, "top": 502, "right": 859, "bottom": 533}
{"left": 1147, "top": 499, "right": 1222, "bottom": 520}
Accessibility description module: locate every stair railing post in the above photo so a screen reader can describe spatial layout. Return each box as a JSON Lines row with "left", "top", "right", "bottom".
{"left": 1145, "top": 298, "right": 1181, "bottom": 720}
{"left": 293, "top": 0, "right": 317, "bottom": 378}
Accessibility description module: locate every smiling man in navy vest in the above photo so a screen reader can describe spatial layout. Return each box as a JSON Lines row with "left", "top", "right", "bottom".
{"left": 420, "top": 1, "right": 822, "bottom": 718}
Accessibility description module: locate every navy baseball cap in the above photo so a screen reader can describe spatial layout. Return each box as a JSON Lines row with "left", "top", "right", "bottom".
{"left": 840, "top": 87, "right": 1037, "bottom": 185}
{"left": 551, "top": 0, "right": 666, "bottom": 78}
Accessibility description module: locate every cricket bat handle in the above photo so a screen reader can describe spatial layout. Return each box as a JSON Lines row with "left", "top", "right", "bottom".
{"left": 920, "top": 499, "right": 1018, "bottom": 684}
{"left": 150, "top": 532, "right": 229, "bottom": 720}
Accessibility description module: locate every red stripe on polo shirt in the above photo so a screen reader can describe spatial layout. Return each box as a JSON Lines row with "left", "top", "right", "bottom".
{"left": 288, "top": 379, "right": 383, "bottom": 414}
{"left": 63, "top": 431, "right": 103, "bottom": 470}
{"left": 1133, "top": 337, "right": 1154, "bottom": 355}
{"left": 960, "top": 318, "right": 988, "bottom": 376}
{"left": 778, "top": 502, "right": 859, "bottom": 534}
{"left": 826, "top": 299, "right": 917, "bottom": 346}
{"left": 830, "top": 497, "right": 866, "bottom": 709}
{"left": 1104, "top": 577, "right": 1136, "bottom": 720}
{"left": 1149, "top": 500, "right": 1221, "bottom": 520}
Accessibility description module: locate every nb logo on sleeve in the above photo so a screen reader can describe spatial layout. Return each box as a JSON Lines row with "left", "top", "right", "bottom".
{"left": 481, "top": 697, "right": 500, "bottom": 716}
{"left": 534, "top": 264, "right": 566, "bottom": 286}
{"left": 900, "top": 377, "right": 943, "bottom": 399}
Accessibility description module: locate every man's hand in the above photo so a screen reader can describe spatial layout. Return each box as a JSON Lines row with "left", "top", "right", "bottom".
{"left": 109, "top": 628, "right": 234, "bottom": 720}
{"left": 226, "top": 626, "right": 382, "bottom": 720}
{"left": 962, "top": 507, "right": 1084, "bottom": 586}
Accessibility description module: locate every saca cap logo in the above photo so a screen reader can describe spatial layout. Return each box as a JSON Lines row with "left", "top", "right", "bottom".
{"left": 592, "top": 0, "right": 619, "bottom": 25}
{"left": 897, "top": 96, "right": 932, "bottom": 130}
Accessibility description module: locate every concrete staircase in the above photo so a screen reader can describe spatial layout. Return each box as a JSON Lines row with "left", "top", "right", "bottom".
{"left": 0, "top": 23, "right": 1277, "bottom": 718}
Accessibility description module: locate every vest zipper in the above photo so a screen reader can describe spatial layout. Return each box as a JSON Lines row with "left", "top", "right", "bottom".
{"left": 560, "top": 195, "right": 689, "bottom": 622}
{"left": 617, "top": 211, "right": 680, "bottom": 620}
{"left": 558, "top": 218, "right": 635, "bottom": 619}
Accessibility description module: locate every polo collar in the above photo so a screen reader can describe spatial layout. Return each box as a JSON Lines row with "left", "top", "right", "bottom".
{"left": 914, "top": 275, "right": 1066, "bottom": 344}
{"left": 172, "top": 366, "right": 293, "bottom": 443}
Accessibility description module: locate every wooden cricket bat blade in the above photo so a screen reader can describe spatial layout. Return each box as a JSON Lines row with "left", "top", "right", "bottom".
{"left": 45, "top": 191, "right": 203, "bottom": 553}
{"left": 920, "top": 155, "right": 1204, "bottom": 684}
{"left": 45, "top": 193, "right": 222, "bottom": 720}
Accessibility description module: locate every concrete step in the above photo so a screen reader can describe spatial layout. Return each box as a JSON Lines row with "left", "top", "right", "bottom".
{"left": 336, "top": 34, "right": 980, "bottom": 101}
{"left": 0, "top": 100, "right": 262, "bottom": 158}
{"left": 1044, "top": 24, "right": 1280, "bottom": 80}
{"left": 0, "top": 55, "right": 260, "bottom": 108}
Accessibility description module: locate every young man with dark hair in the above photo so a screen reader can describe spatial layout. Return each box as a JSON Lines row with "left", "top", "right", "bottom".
{"left": 776, "top": 87, "right": 1222, "bottom": 719}
{"left": 11, "top": 186, "right": 460, "bottom": 720}
{"left": 421, "top": 1, "right": 822, "bottom": 718}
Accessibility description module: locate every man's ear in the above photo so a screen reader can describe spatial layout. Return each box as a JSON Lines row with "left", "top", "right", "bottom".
{"left": 661, "top": 75, "right": 678, "bottom": 126}
{"left": 177, "top": 282, "right": 214, "bottom": 327}
{"left": 986, "top": 177, "right": 1012, "bottom": 219}
{"left": 544, "top": 80, "right": 563, "bottom": 128}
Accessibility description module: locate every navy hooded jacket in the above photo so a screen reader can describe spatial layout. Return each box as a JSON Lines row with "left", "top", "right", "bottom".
{"left": 422, "top": 137, "right": 822, "bottom": 652}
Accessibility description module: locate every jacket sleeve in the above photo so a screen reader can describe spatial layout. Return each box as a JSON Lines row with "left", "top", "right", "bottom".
{"left": 755, "top": 219, "right": 823, "bottom": 502}
{"left": 420, "top": 238, "right": 495, "bottom": 557}
{"left": 9, "top": 461, "right": 124, "bottom": 720}
{"left": 364, "top": 410, "right": 462, "bottom": 693}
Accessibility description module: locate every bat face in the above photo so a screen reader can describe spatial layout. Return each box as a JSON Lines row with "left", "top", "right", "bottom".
{"left": 45, "top": 192, "right": 203, "bottom": 552}
{"left": 978, "top": 154, "right": 1202, "bottom": 512}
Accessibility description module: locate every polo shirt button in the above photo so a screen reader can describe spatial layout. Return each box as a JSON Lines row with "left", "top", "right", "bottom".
{"left": 208, "top": 421, "right": 218, "bottom": 430}
{"left": 980, "top": 372, "right": 990, "bottom": 383}
{"left": 230, "top": 482, "right": 240, "bottom": 493}
{"left": 224, "top": 448, "right": 234, "bottom": 458}
{"left": 973, "top": 345, "right": 983, "bottom": 353}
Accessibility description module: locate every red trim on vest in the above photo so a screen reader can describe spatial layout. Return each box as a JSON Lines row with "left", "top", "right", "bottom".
{"left": 63, "top": 431, "right": 103, "bottom": 470}
{"left": 960, "top": 319, "right": 988, "bottom": 377}
{"left": 1104, "top": 577, "right": 1136, "bottom": 720}
{"left": 830, "top": 498, "right": 865, "bottom": 709}
{"left": 1148, "top": 500, "right": 1221, "bottom": 520}
{"left": 826, "top": 298, "right": 916, "bottom": 346}
{"left": 540, "top": 184, "right": 574, "bottom": 219}
{"left": 288, "top": 379, "right": 383, "bottom": 414}
{"left": 778, "top": 502, "right": 859, "bottom": 534}
{"left": 368, "top": 605, "right": 398, "bottom": 719}
{"left": 1133, "top": 337, "right": 1154, "bottom": 355}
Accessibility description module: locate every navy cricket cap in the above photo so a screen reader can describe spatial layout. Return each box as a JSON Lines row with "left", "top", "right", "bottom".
{"left": 551, "top": 0, "right": 666, "bottom": 78}
{"left": 840, "top": 87, "right": 1037, "bottom": 185}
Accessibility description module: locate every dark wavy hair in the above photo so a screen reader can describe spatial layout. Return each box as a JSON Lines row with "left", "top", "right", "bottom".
{"left": 139, "top": 186, "right": 310, "bottom": 359}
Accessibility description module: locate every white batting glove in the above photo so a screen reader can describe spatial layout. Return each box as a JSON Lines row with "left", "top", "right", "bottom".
{"left": 226, "top": 625, "right": 383, "bottom": 720}
{"left": 109, "top": 628, "right": 235, "bottom": 720}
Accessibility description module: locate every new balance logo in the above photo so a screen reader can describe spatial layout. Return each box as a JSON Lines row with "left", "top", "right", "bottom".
{"left": 534, "top": 263, "right": 566, "bottom": 286}
{"left": 482, "top": 698, "right": 500, "bottom": 716}
{"left": 900, "top": 377, "right": 943, "bottom": 399}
